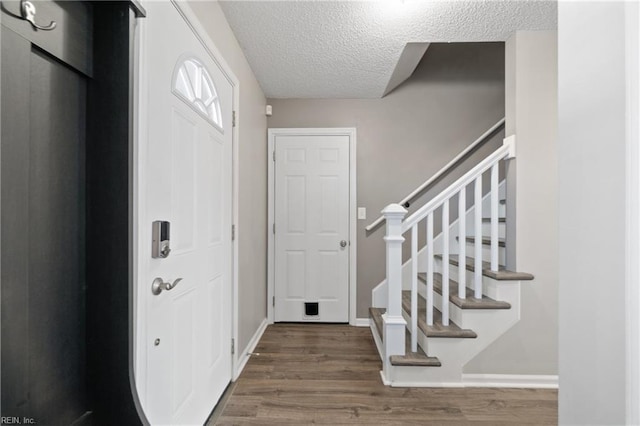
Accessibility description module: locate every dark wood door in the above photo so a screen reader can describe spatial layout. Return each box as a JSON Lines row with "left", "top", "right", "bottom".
{"left": 1, "top": 2, "right": 93, "bottom": 424}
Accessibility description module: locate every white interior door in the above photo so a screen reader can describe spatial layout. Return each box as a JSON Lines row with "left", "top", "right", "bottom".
{"left": 135, "top": 2, "right": 233, "bottom": 424}
{"left": 274, "top": 133, "right": 350, "bottom": 322}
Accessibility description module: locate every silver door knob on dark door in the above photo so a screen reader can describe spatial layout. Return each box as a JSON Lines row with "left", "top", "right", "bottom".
{"left": 340, "top": 240, "right": 347, "bottom": 248}
{"left": 151, "top": 277, "right": 183, "bottom": 295}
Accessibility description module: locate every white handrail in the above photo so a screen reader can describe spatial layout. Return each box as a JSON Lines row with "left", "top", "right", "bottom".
{"left": 401, "top": 139, "right": 513, "bottom": 233}
{"left": 365, "top": 117, "right": 505, "bottom": 232}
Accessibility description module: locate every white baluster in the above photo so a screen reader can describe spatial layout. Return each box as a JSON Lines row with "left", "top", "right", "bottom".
{"left": 426, "top": 212, "right": 434, "bottom": 326}
{"left": 474, "top": 176, "right": 483, "bottom": 299}
{"left": 458, "top": 188, "right": 466, "bottom": 299}
{"left": 442, "top": 200, "right": 450, "bottom": 326}
{"left": 490, "top": 164, "right": 499, "bottom": 272}
{"left": 411, "top": 225, "right": 418, "bottom": 353}
{"left": 381, "top": 204, "right": 407, "bottom": 365}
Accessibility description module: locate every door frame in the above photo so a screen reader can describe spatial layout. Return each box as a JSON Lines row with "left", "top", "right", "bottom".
{"left": 267, "top": 128, "right": 357, "bottom": 325}
{"left": 132, "top": 0, "right": 242, "bottom": 399}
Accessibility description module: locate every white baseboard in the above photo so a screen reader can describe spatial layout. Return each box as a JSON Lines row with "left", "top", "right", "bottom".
{"left": 461, "top": 374, "right": 559, "bottom": 389}
{"left": 389, "top": 375, "right": 558, "bottom": 389}
{"left": 353, "top": 318, "right": 370, "bottom": 327}
{"left": 390, "top": 381, "right": 466, "bottom": 388}
{"left": 233, "top": 318, "right": 268, "bottom": 381}
{"left": 380, "top": 370, "right": 392, "bottom": 386}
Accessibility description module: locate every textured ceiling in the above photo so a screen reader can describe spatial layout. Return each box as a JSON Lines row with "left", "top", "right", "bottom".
{"left": 219, "top": 1, "right": 557, "bottom": 98}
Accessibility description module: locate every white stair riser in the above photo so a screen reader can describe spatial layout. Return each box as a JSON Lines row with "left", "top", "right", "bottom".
{"left": 433, "top": 259, "right": 510, "bottom": 300}
{"left": 433, "top": 284, "right": 518, "bottom": 329}
{"left": 432, "top": 291, "right": 465, "bottom": 326}
{"left": 447, "top": 264, "right": 501, "bottom": 300}
{"left": 414, "top": 279, "right": 514, "bottom": 329}
{"left": 410, "top": 281, "right": 465, "bottom": 326}
{"left": 415, "top": 277, "right": 474, "bottom": 306}
{"left": 481, "top": 222, "right": 506, "bottom": 237}
{"left": 464, "top": 241, "right": 506, "bottom": 265}
{"left": 478, "top": 204, "right": 506, "bottom": 217}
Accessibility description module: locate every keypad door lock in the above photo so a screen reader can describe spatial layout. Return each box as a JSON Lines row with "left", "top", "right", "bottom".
{"left": 152, "top": 221, "right": 171, "bottom": 258}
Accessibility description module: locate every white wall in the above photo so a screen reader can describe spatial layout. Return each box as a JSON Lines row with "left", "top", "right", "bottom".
{"left": 465, "top": 31, "right": 558, "bottom": 376}
{"left": 187, "top": 1, "right": 268, "bottom": 353}
{"left": 558, "top": 2, "right": 639, "bottom": 424}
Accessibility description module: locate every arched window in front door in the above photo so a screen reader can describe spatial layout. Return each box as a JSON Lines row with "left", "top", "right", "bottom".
{"left": 172, "top": 56, "right": 223, "bottom": 131}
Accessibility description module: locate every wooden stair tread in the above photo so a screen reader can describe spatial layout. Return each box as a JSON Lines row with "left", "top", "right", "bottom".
{"left": 462, "top": 236, "right": 506, "bottom": 247}
{"left": 401, "top": 291, "right": 477, "bottom": 338}
{"left": 369, "top": 307, "right": 441, "bottom": 367}
{"left": 417, "top": 273, "right": 511, "bottom": 309}
{"left": 435, "top": 254, "right": 534, "bottom": 281}
{"left": 392, "top": 328, "right": 441, "bottom": 367}
{"left": 390, "top": 352, "right": 442, "bottom": 367}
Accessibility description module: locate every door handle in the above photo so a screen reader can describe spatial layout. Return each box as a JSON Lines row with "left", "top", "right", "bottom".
{"left": 20, "top": 0, "right": 57, "bottom": 31}
{"left": 340, "top": 240, "right": 347, "bottom": 248}
{"left": 151, "top": 277, "right": 183, "bottom": 295}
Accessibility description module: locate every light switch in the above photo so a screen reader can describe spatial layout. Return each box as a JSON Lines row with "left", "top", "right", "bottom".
{"left": 358, "top": 207, "right": 367, "bottom": 220}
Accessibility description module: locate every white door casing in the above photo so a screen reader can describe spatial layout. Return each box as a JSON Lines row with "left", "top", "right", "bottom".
{"left": 133, "top": 2, "right": 235, "bottom": 424}
{"left": 268, "top": 129, "right": 357, "bottom": 324}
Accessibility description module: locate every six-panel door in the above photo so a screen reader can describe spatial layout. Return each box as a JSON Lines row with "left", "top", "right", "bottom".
{"left": 274, "top": 135, "right": 350, "bottom": 322}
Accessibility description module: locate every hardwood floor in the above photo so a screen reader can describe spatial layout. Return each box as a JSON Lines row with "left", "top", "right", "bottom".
{"left": 209, "top": 324, "right": 557, "bottom": 425}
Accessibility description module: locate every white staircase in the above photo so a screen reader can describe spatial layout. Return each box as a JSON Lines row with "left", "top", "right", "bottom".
{"left": 368, "top": 132, "right": 534, "bottom": 387}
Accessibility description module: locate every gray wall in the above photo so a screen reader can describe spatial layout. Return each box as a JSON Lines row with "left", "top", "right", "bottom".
{"left": 465, "top": 31, "right": 558, "bottom": 375}
{"left": 558, "top": 2, "right": 629, "bottom": 424}
{"left": 268, "top": 43, "right": 505, "bottom": 319}
{"left": 188, "top": 1, "right": 268, "bottom": 353}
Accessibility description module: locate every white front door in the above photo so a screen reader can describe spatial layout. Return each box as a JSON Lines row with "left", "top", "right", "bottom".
{"left": 135, "top": 2, "right": 233, "bottom": 424}
{"left": 274, "top": 133, "right": 350, "bottom": 322}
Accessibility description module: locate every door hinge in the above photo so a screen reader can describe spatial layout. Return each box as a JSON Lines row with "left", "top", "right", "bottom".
{"left": 231, "top": 338, "right": 235, "bottom": 355}
{"left": 232, "top": 111, "right": 236, "bottom": 127}
{"left": 272, "top": 296, "right": 275, "bottom": 307}
{"left": 272, "top": 151, "right": 276, "bottom": 162}
{"left": 232, "top": 224, "right": 236, "bottom": 241}
{"left": 272, "top": 223, "right": 276, "bottom": 234}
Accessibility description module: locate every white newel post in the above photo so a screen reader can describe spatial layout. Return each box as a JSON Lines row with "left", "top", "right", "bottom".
{"left": 381, "top": 204, "right": 407, "bottom": 379}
